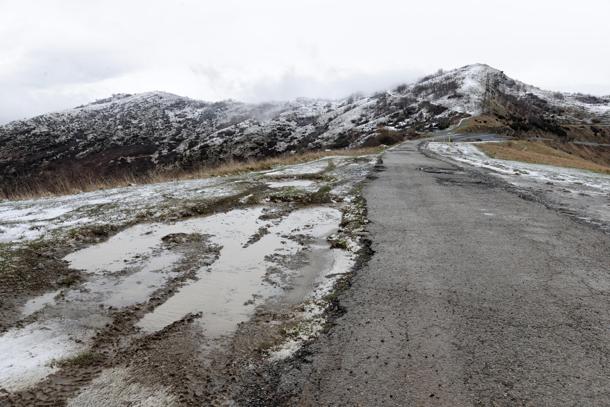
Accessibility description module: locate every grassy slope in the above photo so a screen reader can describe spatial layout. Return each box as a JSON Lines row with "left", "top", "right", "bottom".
{"left": 478, "top": 141, "right": 610, "bottom": 175}
{"left": 3, "top": 147, "right": 383, "bottom": 201}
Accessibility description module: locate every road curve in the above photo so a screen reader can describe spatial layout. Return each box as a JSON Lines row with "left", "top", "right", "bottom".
{"left": 292, "top": 140, "right": 610, "bottom": 406}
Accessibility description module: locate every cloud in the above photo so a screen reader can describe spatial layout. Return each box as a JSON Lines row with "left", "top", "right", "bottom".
{"left": 243, "top": 69, "right": 423, "bottom": 102}
{"left": 0, "top": 0, "right": 609, "bottom": 123}
{"left": 0, "top": 46, "right": 139, "bottom": 123}
{"left": 4, "top": 47, "right": 135, "bottom": 88}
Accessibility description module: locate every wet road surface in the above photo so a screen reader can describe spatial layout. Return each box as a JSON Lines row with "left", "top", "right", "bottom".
{"left": 291, "top": 140, "right": 610, "bottom": 406}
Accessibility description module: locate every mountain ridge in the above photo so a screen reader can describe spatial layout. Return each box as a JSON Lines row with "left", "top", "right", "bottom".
{"left": 1, "top": 64, "right": 609, "bottom": 197}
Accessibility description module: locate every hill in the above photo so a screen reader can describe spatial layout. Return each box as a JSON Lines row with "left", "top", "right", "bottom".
{"left": 1, "top": 64, "right": 608, "bottom": 196}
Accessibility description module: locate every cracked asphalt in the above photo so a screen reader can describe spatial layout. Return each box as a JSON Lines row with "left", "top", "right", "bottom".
{"left": 288, "top": 140, "right": 610, "bottom": 406}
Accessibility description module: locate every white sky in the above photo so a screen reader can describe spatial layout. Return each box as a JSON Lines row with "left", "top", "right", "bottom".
{"left": 1, "top": 0, "right": 609, "bottom": 123}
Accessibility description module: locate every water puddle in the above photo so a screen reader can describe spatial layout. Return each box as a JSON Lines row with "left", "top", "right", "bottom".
{"left": 136, "top": 206, "right": 344, "bottom": 337}
{"left": 21, "top": 290, "right": 61, "bottom": 317}
{"left": 67, "top": 252, "right": 183, "bottom": 308}
{"left": 266, "top": 179, "right": 317, "bottom": 190}
{"left": 0, "top": 206, "right": 350, "bottom": 391}
{"left": 265, "top": 159, "right": 330, "bottom": 176}
{"left": 280, "top": 242, "right": 353, "bottom": 305}
{"left": 65, "top": 223, "right": 189, "bottom": 274}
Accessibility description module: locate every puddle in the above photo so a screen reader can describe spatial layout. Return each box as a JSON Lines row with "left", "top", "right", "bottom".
{"left": 21, "top": 290, "right": 61, "bottom": 317}
{"left": 0, "top": 206, "right": 349, "bottom": 391}
{"left": 280, "top": 242, "right": 353, "bottom": 305}
{"left": 0, "top": 214, "right": 230, "bottom": 391}
{"left": 0, "top": 153, "right": 380, "bottom": 397}
{"left": 268, "top": 246, "right": 354, "bottom": 362}
{"left": 64, "top": 224, "right": 193, "bottom": 309}
{"left": 65, "top": 224, "right": 190, "bottom": 274}
{"left": 266, "top": 159, "right": 331, "bottom": 176}
{"left": 67, "top": 252, "right": 183, "bottom": 308}
{"left": 266, "top": 179, "right": 317, "bottom": 190}
{"left": 136, "top": 207, "right": 343, "bottom": 337}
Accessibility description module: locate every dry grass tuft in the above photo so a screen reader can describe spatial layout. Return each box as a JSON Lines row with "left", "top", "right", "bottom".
{"left": 52, "top": 351, "right": 104, "bottom": 368}
{"left": 2, "top": 147, "right": 383, "bottom": 201}
{"left": 478, "top": 141, "right": 610, "bottom": 174}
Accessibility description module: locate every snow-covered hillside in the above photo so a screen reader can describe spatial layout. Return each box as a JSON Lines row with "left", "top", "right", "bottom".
{"left": 1, "top": 64, "right": 609, "bottom": 196}
{"left": 407, "top": 64, "right": 610, "bottom": 118}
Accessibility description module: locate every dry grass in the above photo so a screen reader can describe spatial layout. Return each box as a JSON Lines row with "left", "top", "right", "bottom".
{"left": 52, "top": 351, "right": 104, "bottom": 368}
{"left": 455, "top": 115, "right": 510, "bottom": 134}
{"left": 2, "top": 147, "right": 383, "bottom": 201}
{"left": 478, "top": 141, "right": 610, "bottom": 174}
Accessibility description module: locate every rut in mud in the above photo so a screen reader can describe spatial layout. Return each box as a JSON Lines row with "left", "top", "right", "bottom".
{"left": 0, "top": 154, "right": 379, "bottom": 405}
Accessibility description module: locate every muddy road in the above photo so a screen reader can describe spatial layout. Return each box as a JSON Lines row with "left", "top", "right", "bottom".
{"left": 0, "top": 154, "right": 378, "bottom": 405}
{"left": 268, "top": 140, "right": 610, "bottom": 406}
{"left": 1, "top": 143, "right": 609, "bottom": 406}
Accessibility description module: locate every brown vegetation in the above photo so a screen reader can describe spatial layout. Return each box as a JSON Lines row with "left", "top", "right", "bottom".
{"left": 478, "top": 141, "right": 610, "bottom": 174}
{"left": 455, "top": 115, "right": 512, "bottom": 134}
{"left": 363, "top": 127, "right": 405, "bottom": 147}
{"left": 2, "top": 147, "right": 383, "bottom": 201}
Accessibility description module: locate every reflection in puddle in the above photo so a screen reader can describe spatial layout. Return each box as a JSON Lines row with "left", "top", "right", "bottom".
{"left": 72, "top": 252, "right": 183, "bottom": 308}
{"left": 266, "top": 179, "right": 317, "bottom": 190}
{"left": 137, "top": 207, "right": 343, "bottom": 337}
{"left": 265, "top": 159, "right": 330, "bottom": 176}
{"left": 65, "top": 224, "right": 186, "bottom": 274}
{"left": 0, "top": 206, "right": 349, "bottom": 392}
{"left": 21, "top": 290, "right": 61, "bottom": 317}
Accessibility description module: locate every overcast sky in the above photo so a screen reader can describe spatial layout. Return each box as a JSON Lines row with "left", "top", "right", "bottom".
{"left": 1, "top": 0, "right": 609, "bottom": 123}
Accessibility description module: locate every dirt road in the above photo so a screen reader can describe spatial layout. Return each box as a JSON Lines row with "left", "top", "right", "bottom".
{"left": 276, "top": 141, "right": 610, "bottom": 406}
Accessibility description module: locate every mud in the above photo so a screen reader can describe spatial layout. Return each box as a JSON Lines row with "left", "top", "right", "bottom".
{"left": 0, "top": 153, "right": 379, "bottom": 405}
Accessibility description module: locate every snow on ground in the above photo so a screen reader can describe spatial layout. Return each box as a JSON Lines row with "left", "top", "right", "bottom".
{"left": 0, "top": 155, "right": 372, "bottom": 244}
{"left": 428, "top": 142, "right": 610, "bottom": 192}
{"left": 0, "top": 320, "right": 91, "bottom": 391}
{"left": 428, "top": 141, "right": 610, "bottom": 229}
{"left": 21, "top": 290, "right": 61, "bottom": 317}
{"left": 0, "top": 177, "right": 233, "bottom": 243}
{"left": 265, "top": 158, "right": 331, "bottom": 177}
{"left": 421, "top": 64, "right": 488, "bottom": 115}
{"left": 0, "top": 152, "right": 379, "bottom": 395}
{"left": 66, "top": 367, "right": 179, "bottom": 407}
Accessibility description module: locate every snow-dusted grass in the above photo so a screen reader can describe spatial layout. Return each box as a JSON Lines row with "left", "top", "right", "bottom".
{"left": 0, "top": 176, "right": 235, "bottom": 243}
{"left": 428, "top": 141, "right": 610, "bottom": 230}
{"left": 0, "top": 151, "right": 381, "bottom": 244}
{"left": 428, "top": 141, "right": 610, "bottom": 192}
{"left": 477, "top": 141, "right": 610, "bottom": 175}
{"left": 2, "top": 147, "right": 383, "bottom": 201}
{"left": 0, "top": 151, "right": 380, "bottom": 395}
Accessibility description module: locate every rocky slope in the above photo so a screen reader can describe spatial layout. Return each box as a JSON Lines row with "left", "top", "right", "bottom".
{"left": 1, "top": 64, "right": 609, "bottom": 195}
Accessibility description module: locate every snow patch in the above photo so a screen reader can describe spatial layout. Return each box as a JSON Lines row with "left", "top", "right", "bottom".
{"left": 0, "top": 320, "right": 89, "bottom": 392}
